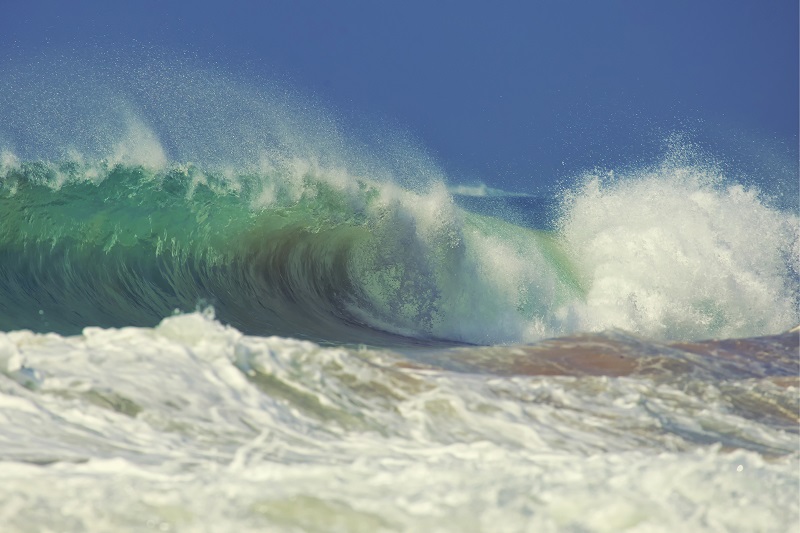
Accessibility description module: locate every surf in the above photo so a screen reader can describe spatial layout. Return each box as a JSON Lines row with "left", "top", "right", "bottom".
{"left": 0, "top": 54, "right": 796, "bottom": 346}
{"left": 0, "top": 155, "right": 585, "bottom": 345}
{"left": 1, "top": 151, "right": 797, "bottom": 346}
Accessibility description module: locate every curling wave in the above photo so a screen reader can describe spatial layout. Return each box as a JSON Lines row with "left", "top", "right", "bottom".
{"left": 0, "top": 55, "right": 796, "bottom": 345}
{"left": 0, "top": 156, "right": 585, "bottom": 345}
{"left": 0, "top": 153, "right": 797, "bottom": 345}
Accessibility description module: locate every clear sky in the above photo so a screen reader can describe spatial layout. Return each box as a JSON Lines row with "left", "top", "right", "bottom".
{"left": 1, "top": 1, "right": 797, "bottom": 193}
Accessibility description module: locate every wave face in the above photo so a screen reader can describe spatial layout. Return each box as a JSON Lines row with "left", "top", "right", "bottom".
{"left": 0, "top": 154, "right": 797, "bottom": 345}
{"left": 0, "top": 156, "right": 585, "bottom": 345}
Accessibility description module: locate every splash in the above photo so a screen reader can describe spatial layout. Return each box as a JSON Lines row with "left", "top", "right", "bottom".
{"left": 558, "top": 161, "right": 799, "bottom": 339}
{"left": 0, "top": 53, "right": 796, "bottom": 344}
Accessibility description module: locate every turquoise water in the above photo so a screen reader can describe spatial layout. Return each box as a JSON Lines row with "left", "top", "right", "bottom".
{"left": 0, "top": 159, "right": 588, "bottom": 345}
{"left": 1, "top": 155, "right": 795, "bottom": 345}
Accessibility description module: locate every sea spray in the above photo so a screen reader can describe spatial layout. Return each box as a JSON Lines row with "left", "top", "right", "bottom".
{"left": 558, "top": 162, "right": 799, "bottom": 340}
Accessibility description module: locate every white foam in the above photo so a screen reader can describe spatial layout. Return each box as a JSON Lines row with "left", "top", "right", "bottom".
{"left": 559, "top": 163, "right": 799, "bottom": 339}
{"left": 0, "top": 313, "right": 796, "bottom": 531}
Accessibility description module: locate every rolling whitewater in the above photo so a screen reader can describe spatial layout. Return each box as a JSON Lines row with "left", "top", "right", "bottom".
{"left": 0, "top": 57, "right": 798, "bottom": 532}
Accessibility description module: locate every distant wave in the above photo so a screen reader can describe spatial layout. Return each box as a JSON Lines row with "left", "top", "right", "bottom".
{"left": 448, "top": 183, "right": 532, "bottom": 198}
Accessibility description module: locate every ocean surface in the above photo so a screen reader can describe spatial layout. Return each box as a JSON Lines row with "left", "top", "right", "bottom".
{"left": 0, "top": 58, "right": 798, "bottom": 532}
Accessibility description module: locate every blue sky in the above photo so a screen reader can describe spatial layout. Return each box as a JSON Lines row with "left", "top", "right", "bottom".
{"left": 1, "top": 1, "right": 797, "bottom": 192}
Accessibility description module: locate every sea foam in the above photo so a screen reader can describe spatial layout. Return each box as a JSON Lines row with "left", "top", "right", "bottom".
{"left": 559, "top": 162, "right": 799, "bottom": 340}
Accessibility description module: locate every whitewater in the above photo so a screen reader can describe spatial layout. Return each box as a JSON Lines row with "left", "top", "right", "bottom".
{"left": 0, "top": 56, "right": 797, "bottom": 532}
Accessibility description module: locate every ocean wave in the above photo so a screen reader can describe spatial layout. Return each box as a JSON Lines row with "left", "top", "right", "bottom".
{"left": 0, "top": 154, "right": 796, "bottom": 345}
{"left": 0, "top": 55, "right": 796, "bottom": 344}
